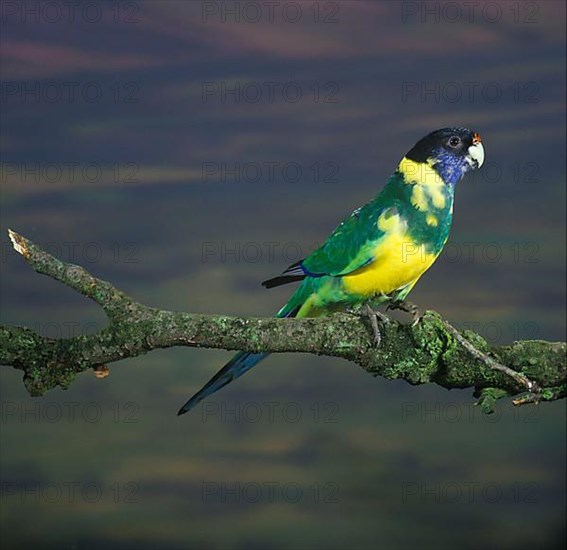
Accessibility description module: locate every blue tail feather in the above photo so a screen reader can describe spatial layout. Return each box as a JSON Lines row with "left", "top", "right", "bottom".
{"left": 177, "top": 305, "right": 299, "bottom": 416}
{"left": 177, "top": 351, "right": 268, "bottom": 415}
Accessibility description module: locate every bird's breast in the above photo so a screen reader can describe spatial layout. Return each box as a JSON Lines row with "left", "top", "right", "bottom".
{"left": 341, "top": 230, "right": 440, "bottom": 298}
{"left": 341, "top": 198, "right": 452, "bottom": 298}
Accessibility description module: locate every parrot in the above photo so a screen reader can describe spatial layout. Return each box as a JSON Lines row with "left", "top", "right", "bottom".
{"left": 178, "top": 127, "right": 485, "bottom": 416}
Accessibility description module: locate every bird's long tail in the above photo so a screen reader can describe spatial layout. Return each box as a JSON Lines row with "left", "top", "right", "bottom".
{"left": 177, "top": 303, "right": 300, "bottom": 416}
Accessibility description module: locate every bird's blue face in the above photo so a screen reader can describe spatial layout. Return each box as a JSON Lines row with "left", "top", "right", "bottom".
{"left": 407, "top": 127, "right": 485, "bottom": 186}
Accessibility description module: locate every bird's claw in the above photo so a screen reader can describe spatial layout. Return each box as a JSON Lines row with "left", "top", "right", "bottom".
{"left": 355, "top": 303, "right": 389, "bottom": 347}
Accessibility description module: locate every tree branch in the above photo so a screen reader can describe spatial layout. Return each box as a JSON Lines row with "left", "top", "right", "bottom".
{"left": 1, "top": 230, "right": 565, "bottom": 413}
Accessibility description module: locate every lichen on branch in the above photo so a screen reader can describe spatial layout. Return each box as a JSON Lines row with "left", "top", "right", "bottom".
{"left": 1, "top": 230, "right": 565, "bottom": 414}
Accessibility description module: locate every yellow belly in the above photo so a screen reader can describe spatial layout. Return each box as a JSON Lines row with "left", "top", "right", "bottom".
{"left": 342, "top": 232, "right": 438, "bottom": 297}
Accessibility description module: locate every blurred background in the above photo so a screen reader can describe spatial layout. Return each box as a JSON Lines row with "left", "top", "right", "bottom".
{"left": 1, "top": 1, "right": 565, "bottom": 548}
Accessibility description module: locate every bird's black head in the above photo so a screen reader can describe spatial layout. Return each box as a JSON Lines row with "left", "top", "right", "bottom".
{"left": 405, "top": 127, "right": 484, "bottom": 185}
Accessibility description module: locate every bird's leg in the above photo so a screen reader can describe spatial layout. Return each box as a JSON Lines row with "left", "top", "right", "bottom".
{"left": 387, "top": 299, "right": 422, "bottom": 326}
{"left": 348, "top": 302, "right": 390, "bottom": 347}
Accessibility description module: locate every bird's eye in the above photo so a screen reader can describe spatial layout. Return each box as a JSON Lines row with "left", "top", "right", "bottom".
{"left": 448, "top": 136, "right": 461, "bottom": 148}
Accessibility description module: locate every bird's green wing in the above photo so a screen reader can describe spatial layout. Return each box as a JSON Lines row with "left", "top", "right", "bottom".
{"left": 303, "top": 201, "right": 387, "bottom": 276}
{"left": 262, "top": 198, "right": 399, "bottom": 288}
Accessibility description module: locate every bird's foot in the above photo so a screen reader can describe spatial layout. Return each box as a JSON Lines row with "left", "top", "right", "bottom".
{"left": 387, "top": 300, "right": 422, "bottom": 327}
{"left": 349, "top": 303, "right": 390, "bottom": 347}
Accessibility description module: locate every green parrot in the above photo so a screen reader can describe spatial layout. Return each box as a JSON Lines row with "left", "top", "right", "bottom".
{"left": 178, "top": 127, "right": 485, "bottom": 415}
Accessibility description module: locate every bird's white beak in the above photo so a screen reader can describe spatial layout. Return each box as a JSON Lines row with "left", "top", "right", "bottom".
{"left": 466, "top": 142, "right": 485, "bottom": 169}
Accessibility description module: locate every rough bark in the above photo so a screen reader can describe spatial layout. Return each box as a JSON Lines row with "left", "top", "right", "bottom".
{"left": 1, "top": 230, "right": 565, "bottom": 414}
